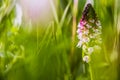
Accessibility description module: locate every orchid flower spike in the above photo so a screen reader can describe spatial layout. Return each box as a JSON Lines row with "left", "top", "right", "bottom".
{"left": 77, "top": 3, "right": 102, "bottom": 63}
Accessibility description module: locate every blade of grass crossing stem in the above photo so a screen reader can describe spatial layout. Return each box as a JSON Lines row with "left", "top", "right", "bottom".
{"left": 115, "top": 0, "right": 120, "bottom": 79}
{"left": 49, "top": 0, "right": 63, "bottom": 39}
{"left": 60, "top": 0, "right": 72, "bottom": 27}
{"left": 66, "top": 14, "right": 72, "bottom": 26}
{"left": 37, "top": 24, "right": 53, "bottom": 55}
{"left": 49, "top": 0, "right": 59, "bottom": 25}
{"left": 0, "top": 0, "right": 16, "bottom": 23}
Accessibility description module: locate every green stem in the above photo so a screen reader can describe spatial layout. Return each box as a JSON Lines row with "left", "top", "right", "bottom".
{"left": 70, "top": 0, "right": 78, "bottom": 57}
{"left": 89, "top": 62, "right": 93, "bottom": 80}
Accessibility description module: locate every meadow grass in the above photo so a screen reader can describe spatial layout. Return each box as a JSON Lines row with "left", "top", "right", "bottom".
{"left": 0, "top": 0, "right": 119, "bottom": 80}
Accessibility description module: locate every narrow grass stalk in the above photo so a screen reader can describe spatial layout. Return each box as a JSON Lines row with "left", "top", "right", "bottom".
{"left": 89, "top": 62, "right": 93, "bottom": 80}
{"left": 71, "top": 0, "right": 78, "bottom": 57}
{"left": 115, "top": 0, "right": 120, "bottom": 79}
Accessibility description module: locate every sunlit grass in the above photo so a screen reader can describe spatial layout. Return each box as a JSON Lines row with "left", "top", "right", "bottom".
{"left": 0, "top": 0, "right": 119, "bottom": 80}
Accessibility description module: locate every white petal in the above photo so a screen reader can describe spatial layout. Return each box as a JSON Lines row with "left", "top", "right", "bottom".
{"left": 98, "top": 26, "right": 102, "bottom": 29}
{"left": 76, "top": 29, "right": 80, "bottom": 33}
{"left": 88, "top": 47, "right": 94, "bottom": 54}
{"left": 96, "top": 20, "right": 101, "bottom": 26}
{"left": 89, "top": 19, "right": 95, "bottom": 23}
{"left": 83, "top": 55, "right": 90, "bottom": 63}
{"left": 77, "top": 33, "right": 83, "bottom": 39}
{"left": 86, "top": 24, "right": 92, "bottom": 28}
{"left": 76, "top": 41, "right": 83, "bottom": 48}
{"left": 82, "top": 37, "right": 90, "bottom": 43}
{"left": 83, "top": 30, "right": 89, "bottom": 35}
{"left": 78, "top": 23, "right": 82, "bottom": 28}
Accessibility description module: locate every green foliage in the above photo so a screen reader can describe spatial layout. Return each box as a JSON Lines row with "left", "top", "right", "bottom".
{"left": 0, "top": 0, "right": 119, "bottom": 80}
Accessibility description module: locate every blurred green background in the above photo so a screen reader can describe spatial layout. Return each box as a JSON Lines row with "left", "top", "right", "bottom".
{"left": 0, "top": 0, "right": 120, "bottom": 80}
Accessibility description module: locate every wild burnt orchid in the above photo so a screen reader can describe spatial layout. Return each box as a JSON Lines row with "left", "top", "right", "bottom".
{"left": 77, "top": 3, "right": 102, "bottom": 63}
